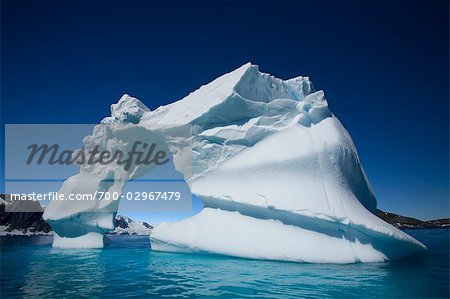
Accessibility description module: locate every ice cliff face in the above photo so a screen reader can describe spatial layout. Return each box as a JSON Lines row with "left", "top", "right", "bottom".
{"left": 43, "top": 63, "right": 426, "bottom": 262}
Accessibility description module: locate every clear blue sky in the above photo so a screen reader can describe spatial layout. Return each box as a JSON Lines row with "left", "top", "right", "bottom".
{"left": 1, "top": 0, "right": 448, "bottom": 221}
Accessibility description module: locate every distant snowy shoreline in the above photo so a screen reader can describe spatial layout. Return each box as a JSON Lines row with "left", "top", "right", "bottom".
{"left": 1, "top": 194, "right": 153, "bottom": 237}
{"left": 1, "top": 194, "right": 448, "bottom": 238}
{"left": 0, "top": 215, "right": 152, "bottom": 237}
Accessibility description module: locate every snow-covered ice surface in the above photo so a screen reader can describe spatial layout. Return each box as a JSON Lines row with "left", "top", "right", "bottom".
{"left": 43, "top": 63, "right": 426, "bottom": 262}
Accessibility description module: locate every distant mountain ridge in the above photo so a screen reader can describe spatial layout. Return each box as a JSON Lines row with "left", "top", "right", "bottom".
{"left": 111, "top": 215, "right": 153, "bottom": 235}
{"left": 0, "top": 194, "right": 51, "bottom": 234}
{"left": 0, "top": 194, "right": 448, "bottom": 236}
{"left": 376, "top": 209, "right": 449, "bottom": 230}
{"left": 0, "top": 195, "right": 152, "bottom": 236}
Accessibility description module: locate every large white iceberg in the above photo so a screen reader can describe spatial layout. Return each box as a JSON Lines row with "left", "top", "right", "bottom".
{"left": 43, "top": 63, "right": 426, "bottom": 262}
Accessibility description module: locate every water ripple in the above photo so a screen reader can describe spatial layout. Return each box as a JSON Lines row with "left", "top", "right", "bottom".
{"left": 1, "top": 230, "right": 448, "bottom": 298}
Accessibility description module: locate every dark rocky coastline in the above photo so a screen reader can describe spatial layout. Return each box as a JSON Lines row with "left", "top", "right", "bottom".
{"left": 0, "top": 194, "right": 152, "bottom": 235}
{"left": 1, "top": 194, "right": 448, "bottom": 234}
{"left": 0, "top": 194, "right": 52, "bottom": 234}
{"left": 376, "top": 209, "right": 449, "bottom": 230}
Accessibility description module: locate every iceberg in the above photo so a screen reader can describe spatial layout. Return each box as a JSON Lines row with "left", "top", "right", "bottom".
{"left": 43, "top": 63, "right": 426, "bottom": 262}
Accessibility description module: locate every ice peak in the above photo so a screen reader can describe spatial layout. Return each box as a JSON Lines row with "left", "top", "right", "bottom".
{"left": 133, "top": 64, "right": 317, "bottom": 126}
{"left": 119, "top": 93, "right": 132, "bottom": 101}
{"left": 233, "top": 64, "right": 314, "bottom": 103}
{"left": 238, "top": 61, "right": 254, "bottom": 70}
{"left": 104, "top": 94, "right": 150, "bottom": 124}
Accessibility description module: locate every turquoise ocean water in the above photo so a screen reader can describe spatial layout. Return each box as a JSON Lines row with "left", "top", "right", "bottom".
{"left": 1, "top": 229, "right": 448, "bottom": 298}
